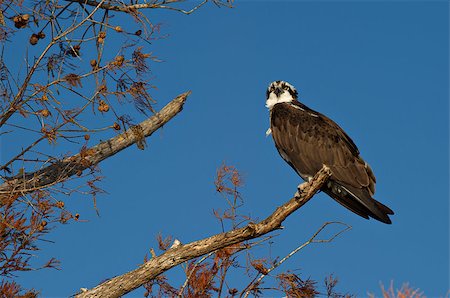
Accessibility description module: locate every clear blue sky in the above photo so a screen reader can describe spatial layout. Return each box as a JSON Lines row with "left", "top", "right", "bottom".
{"left": 10, "top": 1, "right": 448, "bottom": 296}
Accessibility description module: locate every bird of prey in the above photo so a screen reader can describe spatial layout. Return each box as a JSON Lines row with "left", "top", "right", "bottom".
{"left": 266, "top": 80, "right": 394, "bottom": 224}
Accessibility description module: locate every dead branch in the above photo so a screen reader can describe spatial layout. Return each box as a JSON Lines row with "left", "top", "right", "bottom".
{"left": 0, "top": 91, "right": 190, "bottom": 195}
{"left": 74, "top": 165, "right": 332, "bottom": 298}
{"left": 65, "top": 0, "right": 231, "bottom": 14}
{"left": 242, "top": 221, "right": 352, "bottom": 298}
{"left": 177, "top": 235, "right": 273, "bottom": 297}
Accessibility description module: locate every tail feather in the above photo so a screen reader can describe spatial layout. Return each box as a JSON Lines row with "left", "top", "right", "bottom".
{"left": 323, "top": 188, "right": 370, "bottom": 219}
{"left": 374, "top": 200, "right": 395, "bottom": 215}
{"left": 323, "top": 180, "right": 393, "bottom": 224}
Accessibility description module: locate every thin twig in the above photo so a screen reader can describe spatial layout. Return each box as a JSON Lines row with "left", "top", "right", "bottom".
{"left": 0, "top": 0, "right": 108, "bottom": 128}
{"left": 241, "top": 221, "right": 352, "bottom": 298}
{"left": 74, "top": 166, "right": 332, "bottom": 298}
{"left": 64, "top": 0, "right": 217, "bottom": 14}
{"left": 177, "top": 252, "right": 214, "bottom": 297}
{"left": 0, "top": 91, "right": 191, "bottom": 194}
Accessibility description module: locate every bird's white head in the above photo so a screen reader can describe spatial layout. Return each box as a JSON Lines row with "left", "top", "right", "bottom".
{"left": 265, "top": 80, "right": 298, "bottom": 110}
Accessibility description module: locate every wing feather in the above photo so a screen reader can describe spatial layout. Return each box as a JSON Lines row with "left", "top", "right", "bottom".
{"left": 270, "top": 102, "right": 392, "bottom": 223}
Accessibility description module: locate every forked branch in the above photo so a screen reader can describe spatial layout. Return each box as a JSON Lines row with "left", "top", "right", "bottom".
{"left": 242, "top": 221, "right": 352, "bottom": 297}
{"left": 74, "top": 165, "right": 332, "bottom": 298}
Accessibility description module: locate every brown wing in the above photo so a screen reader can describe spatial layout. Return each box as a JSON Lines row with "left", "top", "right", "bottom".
{"left": 270, "top": 102, "right": 393, "bottom": 223}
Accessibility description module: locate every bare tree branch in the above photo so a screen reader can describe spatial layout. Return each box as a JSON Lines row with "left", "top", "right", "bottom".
{"left": 74, "top": 165, "right": 332, "bottom": 298}
{"left": 0, "top": 91, "right": 191, "bottom": 195}
{"left": 242, "top": 221, "right": 352, "bottom": 298}
{"left": 0, "top": 0, "right": 108, "bottom": 128}
{"left": 65, "top": 0, "right": 231, "bottom": 14}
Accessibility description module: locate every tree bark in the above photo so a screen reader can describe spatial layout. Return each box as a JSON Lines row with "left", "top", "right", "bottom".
{"left": 0, "top": 91, "right": 191, "bottom": 195}
{"left": 75, "top": 165, "right": 332, "bottom": 298}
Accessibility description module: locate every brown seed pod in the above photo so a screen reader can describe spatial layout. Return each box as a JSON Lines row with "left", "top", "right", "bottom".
{"left": 74, "top": 213, "right": 80, "bottom": 220}
{"left": 38, "top": 220, "right": 47, "bottom": 231}
{"left": 84, "top": 134, "right": 90, "bottom": 141}
{"left": 114, "top": 55, "right": 124, "bottom": 66}
{"left": 115, "top": 26, "right": 123, "bottom": 32}
{"left": 29, "top": 34, "right": 39, "bottom": 45}
{"left": 56, "top": 201, "right": 65, "bottom": 208}
{"left": 98, "top": 31, "right": 106, "bottom": 39}
{"left": 98, "top": 100, "right": 109, "bottom": 112}
{"left": 113, "top": 122, "right": 120, "bottom": 130}
{"left": 98, "top": 84, "right": 107, "bottom": 93}
{"left": 229, "top": 289, "right": 238, "bottom": 296}
{"left": 135, "top": 30, "right": 142, "bottom": 36}
{"left": 90, "top": 59, "right": 98, "bottom": 69}
{"left": 40, "top": 109, "right": 50, "bottom": 117}
{"left": 102, "top": 104, "right": 109, "bottom": 112}
{"left": 13, "top": 14, "right": 29, "bottom": 29}
{"left": 97, "top": 37, "right": 104, "bottom": 44}
{"left": 37, "top": 31, "right": 46, "bottom": 39}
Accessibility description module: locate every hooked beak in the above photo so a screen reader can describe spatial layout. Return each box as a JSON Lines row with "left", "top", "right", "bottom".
{"left": 274, "top": 87, "right": 283, "bottom": 97}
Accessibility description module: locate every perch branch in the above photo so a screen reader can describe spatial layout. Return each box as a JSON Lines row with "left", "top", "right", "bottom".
{"left": 0, "top": 91, "right": 191, "bottom": 195}
{"left": 74, "top": 165, "right": 332, "bottom": 298}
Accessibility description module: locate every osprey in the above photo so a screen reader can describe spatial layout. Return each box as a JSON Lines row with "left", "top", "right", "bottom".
{"left": 266, "top": 80, "right": 393, "bottom": 224}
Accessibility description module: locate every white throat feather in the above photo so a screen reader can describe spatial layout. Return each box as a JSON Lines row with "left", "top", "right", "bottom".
{"left": 265, "top": 91, "right": 294, "bottom": 109}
